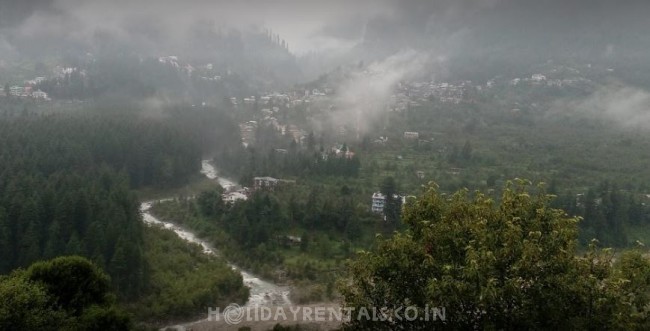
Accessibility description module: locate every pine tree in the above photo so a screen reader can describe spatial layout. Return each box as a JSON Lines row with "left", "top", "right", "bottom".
{"left": 461, "top": 140, "right": 473, "bottom": 162}
{"left": 84, "top": 222, "right": 107, "bottom": 264}
{"left": 18, "top": 219, "right": 42, "bottom": 267}
{"left": 381, "top": 177, "right": 401, "bottom": 222}
{"left": 54, "top": 194, "right": 76, "bottom": 242}
{"left": 43, "top": 221, "right": 65, "bottom": 259}
{"left": 17, "top": 198, "right": 43, "bottom": 267}
{"left": 109, "top": 237, "right": 128, "bottom": 294}
{"left": 65, "top": 232, "right": 84, "bottom": 256}
{"left": 0, "top": 208, "right": 13, "bottom": 273}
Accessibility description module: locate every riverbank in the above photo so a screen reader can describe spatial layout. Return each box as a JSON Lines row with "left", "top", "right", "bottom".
{"left": 141, "top": 201, "right": 292, "bottom": 309}
{"left": 129, "top": 224, "right": 249, "bottom": 328}
{"left": 139, "top": 160, "right": 298, "bottom": 331}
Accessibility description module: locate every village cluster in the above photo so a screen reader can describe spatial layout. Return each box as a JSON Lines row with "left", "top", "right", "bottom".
{"left": 2, "top": 57, "right": 604, "bottom": 217}
{"left": 2, "top": 77, "right": 49, "bottom": 100}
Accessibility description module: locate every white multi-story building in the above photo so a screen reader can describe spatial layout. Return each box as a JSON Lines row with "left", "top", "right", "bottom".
{"left": 372, "top": 192, "right": 386, "bottom": 213}
{"left": 9, "top": 86, "right": 23, "bottom": 97}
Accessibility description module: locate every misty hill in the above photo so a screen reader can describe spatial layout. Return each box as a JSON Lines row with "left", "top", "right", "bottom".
{"left": 307, "top": 0, "right": 650, "bottom": 86}
{"left": 0, "top": 1, "right": 303, "bottom": 89}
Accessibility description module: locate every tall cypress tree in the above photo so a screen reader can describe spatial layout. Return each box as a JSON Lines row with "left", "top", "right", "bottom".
{"left": 0, "top": 208, "right": 12, "bottom": 273}
{"left": 19, "top": 219, "right": 42, "bottom": 267}
{"left": 65, "top": 232, "right": 84, "bottom": 256}
{"left": 43, "top": 221, "right": 65, "bottom": 259}
{"left": 109, "top": 237, "right": 128, "bottom": 295}
{"left": 17, "top": 198, "right": 42, "bottom": 267}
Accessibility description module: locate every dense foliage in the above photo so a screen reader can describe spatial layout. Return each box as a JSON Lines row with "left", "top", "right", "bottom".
{"left": 335, "top": 81, "right": 650, "bottom": 247}
{"left": 341, "top": 180, "right": 650, "bottom": 330}
{"left": 132, "top": 225, "right": 249, "bottom": 322}
{"left": 553, "top": 180, "right": 650, "bottom": 247}
{"left": 0, "top": 256, "right": 131, "bottom": 331}
{"left": 0, "top": 115, "right": 200, "bottom": 187}
{"left": 0, "top": 114, "right": 200, "bottom": 299}
{"left": 0, "top": 165, "right": 145, "bottom": 297}
{"left": 216, "top": 131, "right": 361, "bottom": 184}
{"left": 150, "top": 182, "right": 383, "bottom": 303}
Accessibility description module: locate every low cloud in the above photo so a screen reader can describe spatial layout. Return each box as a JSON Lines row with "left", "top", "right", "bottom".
{"left": 330, "top": 49, "right": 434, "bottom": 134}
{"left": 557, "top": 85, "right": 650, "bottom": 130}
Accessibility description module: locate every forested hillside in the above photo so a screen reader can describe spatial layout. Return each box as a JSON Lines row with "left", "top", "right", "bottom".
{"left": 0, "top": 114, "right": 200, "bottom": 298}
{"left": 0, "top": 115, "right": 201, "bottom": 187}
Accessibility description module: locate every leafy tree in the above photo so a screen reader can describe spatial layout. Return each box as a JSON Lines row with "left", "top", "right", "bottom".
{"left": 197, "top": 186, "right": 226, "bottom": 217}
{"left": 0, "top": 276, "right": 66, "bottom": 331}
{"left": 24, "top": 256, "right": 111, "bottom": 316}
{"left": 341, "top": 180, "right": 650, "bottom": 330}
{"left": 1, "top": 256, "right": 132, "bottom": 330}
{"left": 74, "top": 305, "right": 132, "bottom": 331}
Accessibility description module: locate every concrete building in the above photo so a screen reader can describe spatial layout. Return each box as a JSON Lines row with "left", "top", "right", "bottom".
{"left": 372, "top": 192, "right": 386, "bottom": 213}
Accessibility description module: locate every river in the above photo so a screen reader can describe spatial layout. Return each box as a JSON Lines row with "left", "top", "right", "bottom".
{"left": 140, "top": 160, "right": 292, "bottom": 330}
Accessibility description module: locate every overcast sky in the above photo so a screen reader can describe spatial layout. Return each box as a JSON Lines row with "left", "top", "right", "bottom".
{"left": 4, "top": 0, "right": 401, "bottom": 54}
{"left": 3, "top": 0, "right": 650, "bottom": 64}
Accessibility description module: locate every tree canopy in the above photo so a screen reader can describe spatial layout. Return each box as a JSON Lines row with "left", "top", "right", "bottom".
{"left": 341, "top": 180, "right": 650, "bottom": 330}
{"left": 0, "top": 256, "right": 131, "bottom": 331}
